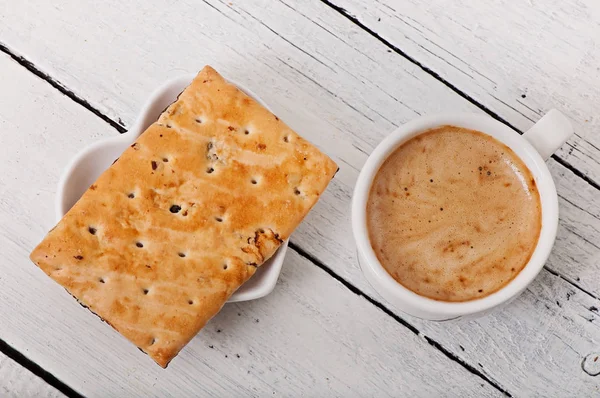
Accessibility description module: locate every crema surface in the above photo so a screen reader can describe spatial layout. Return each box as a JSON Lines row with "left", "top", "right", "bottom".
{"left": 367, "top": 126, "right": 542, "bottom": 302}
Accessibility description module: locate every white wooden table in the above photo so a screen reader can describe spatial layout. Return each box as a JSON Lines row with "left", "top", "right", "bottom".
{"left": 1, "top": 0, "right": 599, "bottom": 396}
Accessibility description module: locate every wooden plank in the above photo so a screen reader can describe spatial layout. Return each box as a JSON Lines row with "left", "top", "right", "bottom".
{"left": 0, "top": 352, "right": 64, "bottom": 398}
{"left": 0, "top": 0, "right": 599, "bottom": 394}
{"left": 413, "top": 266, "right": 600, "bottom": 396}
{"left": 328, "top": 0, "right": 600, "bottom": 185}
{"left": 0, "top": 51, "right": 500, "bottom": 396}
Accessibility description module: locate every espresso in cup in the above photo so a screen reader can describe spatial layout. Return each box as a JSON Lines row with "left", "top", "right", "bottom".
{"left": 367, "top": 125, "right": 542, "bottom": 302}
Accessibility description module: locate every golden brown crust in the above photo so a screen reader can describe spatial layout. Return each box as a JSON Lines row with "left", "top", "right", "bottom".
{"left": 30, "top": 66, "right": 337, "bottom": 367}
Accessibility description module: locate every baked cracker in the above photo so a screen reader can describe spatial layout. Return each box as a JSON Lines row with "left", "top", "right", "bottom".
{"left": 30, "top": 66, "right": 337, "bottom": 367}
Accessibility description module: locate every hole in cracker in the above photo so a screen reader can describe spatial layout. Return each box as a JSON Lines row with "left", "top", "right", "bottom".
{"left": 143, "top": 288, "right": 149, "bottom": 295}
{"left": 88, "top": 227, "right": 97, "bottom": 235}
{"left": 195, "top": 118, "right": 203, "bottom": 124}
{"left": 162, "top": 157, "right": 169, "bottom": 163}
{"left": 128, "top": 192, "right": 135, "bottom": 199}
{"left": 251, "top": 178, "right": 258, "bottom": 185}
{"left": 244, "top": 129, "right": 250, "bottom": 135}
{"left": 178, "top": 252, "right": 186, "bottom": 258}
{"left": 215, "top": 217, "right": 223, "bottom": 223}
{"left": 149, "top": 338, "right": 156, "bottom": 346}
{"left": 99, "top": 278, "right": 105, "bottom": 283}
{"left": 283, "top": 136, "right": 289, "bottom": 142}
{"left": 182, "top": 210, "right": 188, "bottom": 217}
{"left": 223, "top": 264, "right": 228, "bottom": 270}
{"left": 170, "top": 205, "right": 182, "bottom": 213}
{"left": 188, "top": 299, "right": 194, "bottom": 305}
{"left": 166, "top": 124, "right": 172, "bottom": 128}
{"left": 151, "top": 160, "right": 158, "bottom": 170}
{"left": 136, "top": 242, "right": 144, "bottom": 248}
{"left": 258, "top": 228, "right": 265, "bottom": 233}
{"left": 207, "top": 167, "right": 214, "bottom": 174}
{"left": 294, "top": 188, "right": 301, "bottom": 195}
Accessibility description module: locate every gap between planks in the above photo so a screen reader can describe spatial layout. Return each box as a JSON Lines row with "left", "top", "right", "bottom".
{"left": 318, "top": 0, "right": 600, "bottom": 193}
{"left": 0, "top": 43, "right": 126, "bottom": 135}
{"left": 2, "top": 36, "right": 589, "bottom": 397}
{"left": 288, "top": 243, "right": 512, "bottom": 396}
{"left": 0, "top": 339, "right": 83, "bottom": 398}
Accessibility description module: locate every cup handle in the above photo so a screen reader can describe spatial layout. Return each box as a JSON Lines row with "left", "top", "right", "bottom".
{"left": 523, "top": 109, "right": 573, "bottom": 160}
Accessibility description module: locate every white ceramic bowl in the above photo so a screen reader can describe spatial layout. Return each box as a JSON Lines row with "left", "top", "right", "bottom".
{"left": 352, "top": 110, "right": 573, "bottom": 320}
{"left": 56, "top": 74, "right": 288, "bottom": 303}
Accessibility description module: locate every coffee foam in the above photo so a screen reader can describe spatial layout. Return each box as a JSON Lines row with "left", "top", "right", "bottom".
{"left": 367, "top": 126, "right": 542, "bottom": 302}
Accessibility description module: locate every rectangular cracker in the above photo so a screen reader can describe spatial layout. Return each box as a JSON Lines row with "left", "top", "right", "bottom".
{"left": 30, "top": 66, "right": 337, "bottom": 367}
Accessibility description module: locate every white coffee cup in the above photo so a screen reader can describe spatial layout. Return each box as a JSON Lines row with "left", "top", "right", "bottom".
{"left": 352, "top": 110, "right": 573, "bottom": 321}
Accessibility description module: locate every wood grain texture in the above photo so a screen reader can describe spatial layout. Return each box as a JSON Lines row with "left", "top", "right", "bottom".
{"left": 0, "top": 52, "right": 500, "bottom": 396}
{"left": 329, "top": 0, "right": 600, "bottom": 185}
{"left": 0, "top": 0, "right": 599, "bottom": 395}
{"left": 0, "top": 353, "right": 64, "bottom": 398}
